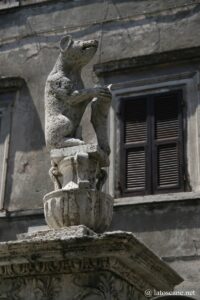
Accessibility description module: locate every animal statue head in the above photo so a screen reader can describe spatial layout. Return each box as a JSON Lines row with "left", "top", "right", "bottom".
{"left": 60, "top": 35, "right": 98, "bottom": 67}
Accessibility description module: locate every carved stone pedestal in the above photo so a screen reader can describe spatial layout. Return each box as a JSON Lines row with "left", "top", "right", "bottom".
{"left": 0, "top": 226, "right": 182, "bottom": 300}
{"left": 44, "top": 144, "right": 113, "bottom": 232}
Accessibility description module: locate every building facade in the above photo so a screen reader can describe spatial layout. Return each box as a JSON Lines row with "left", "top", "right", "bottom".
{"left": 0, "top": 0, "right": 200, "bottom": 297}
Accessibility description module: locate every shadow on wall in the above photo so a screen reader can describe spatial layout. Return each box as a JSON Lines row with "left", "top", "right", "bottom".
{"left": 0, "top": 80, "right": 46, "bottom": 210}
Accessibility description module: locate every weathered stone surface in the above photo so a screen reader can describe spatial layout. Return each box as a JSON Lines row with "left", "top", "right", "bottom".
{"left": 0, "top": 227, "right": 183, "bottom": 299}
{"left": 18, "top": 224, "right": 94, "bottom": 240}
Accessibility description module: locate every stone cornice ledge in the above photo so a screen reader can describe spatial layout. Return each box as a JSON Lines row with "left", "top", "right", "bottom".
{"left": 0, "top": 226, "right": 183, "bottom": 294}
{"left": 114, "top": 192, "right": 200, "bottom": 207}
{"left": 94, "top": 46, "right": 200, "bottom": 76}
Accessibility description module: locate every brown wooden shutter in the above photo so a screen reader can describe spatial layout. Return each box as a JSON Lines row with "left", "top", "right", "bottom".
{"left": 120, "top": 90, "right": 185, "bottom": 196}
{"left": 152, "top": 91, "right": 184, "bottom": 193}
{"left": 120, "top": 97, "right": 149, "bottom": 195}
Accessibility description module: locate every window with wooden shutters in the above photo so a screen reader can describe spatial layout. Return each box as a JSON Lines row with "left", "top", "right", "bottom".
{"left": 120, "top": 90, "right": 185, "bottom": 196}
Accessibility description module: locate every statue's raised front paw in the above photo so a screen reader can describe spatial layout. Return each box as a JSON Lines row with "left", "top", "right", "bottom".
{"left": 94, "top": 87, "right": 112, "bottom": 100}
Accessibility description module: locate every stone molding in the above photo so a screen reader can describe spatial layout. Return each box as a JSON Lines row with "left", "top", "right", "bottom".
{"left": 0, "top": 257, "right": 173, "bottom": 293}
{"left": 0, "top": 272, "right": 143, "bottom": 300}
{"left": 114, "top": 191, "right": 200, "bottom": 207}
{"left": 0, "top": 227, "right": 182, "bottom": 292}
{"left": 94, "top": 47, "right": 200, "bottom": 76}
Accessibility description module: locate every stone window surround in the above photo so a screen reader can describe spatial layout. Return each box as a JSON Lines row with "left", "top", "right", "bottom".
{"left": 0, "top": 77, "right": 24, "bottom": 212}
{"left": 108, "top": 70, "right": 200, "bottom": 205}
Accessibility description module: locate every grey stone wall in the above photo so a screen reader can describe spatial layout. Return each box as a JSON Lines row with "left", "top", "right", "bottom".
{"left": 0, "top": 0, "right": 200, "bottom": 298}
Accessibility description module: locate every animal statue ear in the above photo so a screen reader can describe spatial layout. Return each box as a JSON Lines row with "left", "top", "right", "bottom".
{"left": 60, "top": 35, "right": 73, "bottom": 52}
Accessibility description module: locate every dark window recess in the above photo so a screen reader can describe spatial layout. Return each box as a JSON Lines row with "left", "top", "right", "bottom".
{"left": 120, "top": 90, "right": 185, "bottom": 196}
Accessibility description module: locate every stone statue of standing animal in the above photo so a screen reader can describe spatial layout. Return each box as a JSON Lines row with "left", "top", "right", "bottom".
{"left": 43, "top": 35, "right": 114, "bottom": 231}
{"left": 44, "top": 35, "right": 112, "bottom": 155}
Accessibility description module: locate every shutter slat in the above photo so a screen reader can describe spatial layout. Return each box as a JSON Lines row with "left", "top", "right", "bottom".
{"left": 122, "top": 97, "right": 147, "bottom": 193}
{"left": 155, "top": 94, "right": 179, "bottom": 140}
{"left": 154, "top": 92, "right": 183, "bottom": 191}
{"left": 126, "top": 148, "right": 146, "bottom": 190}
{"left": 157, "top": 144, "right": 179, "bottom": 187}
{"left": 124, "top": 99, "right": 147, "bottom": 144}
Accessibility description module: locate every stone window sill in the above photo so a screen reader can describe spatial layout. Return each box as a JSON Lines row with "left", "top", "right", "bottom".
{"left": 1, "top": 192, "right": 200, "bottom": 218}
{"left": 114, "top": 191, "right": 200, "bottom": 207}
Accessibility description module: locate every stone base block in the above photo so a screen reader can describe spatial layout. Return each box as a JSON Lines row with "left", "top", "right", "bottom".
{"left": 0, "top": 226, "right": 183, "bottom": 300}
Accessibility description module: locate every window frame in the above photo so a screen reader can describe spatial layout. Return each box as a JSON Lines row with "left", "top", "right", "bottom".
{"left": 119, "top": 90, "right": 186, "bottom": 197}
{"left": 108, "top": 70, "right": 200, "bottom": 200}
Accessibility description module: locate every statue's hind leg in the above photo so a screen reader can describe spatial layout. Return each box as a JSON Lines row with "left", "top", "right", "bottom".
{"left": 46, "top": 115, "right": 84, "bottom": 149}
